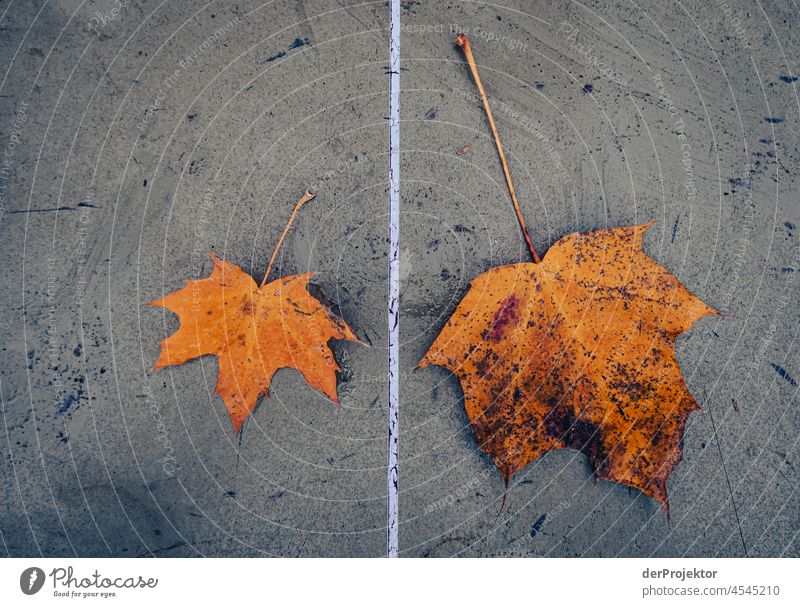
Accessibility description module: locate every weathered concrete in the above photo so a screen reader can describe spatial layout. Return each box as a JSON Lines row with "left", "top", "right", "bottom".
{"left": 0, "top": 0, "right": 798, "bottom": 557}
{"left": 399, "top": 0, "right": 799, "bottom": 557}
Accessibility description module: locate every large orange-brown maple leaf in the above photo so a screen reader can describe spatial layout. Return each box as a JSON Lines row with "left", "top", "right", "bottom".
{"left": 419, "top": 223, "right": 719, "bottom": 510}
{"left": 147, "top": 192, "right": 358, "bottom": 433}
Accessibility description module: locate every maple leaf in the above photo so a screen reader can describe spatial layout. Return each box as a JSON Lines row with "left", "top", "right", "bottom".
{"left": 148, "top": 191, "right": 358, "bottom": 433}
{"left": 418, "top": 35, "right": 720, "bottom": 511}
{"left": 419, "top": 223, "right": 719, "bottom": 510}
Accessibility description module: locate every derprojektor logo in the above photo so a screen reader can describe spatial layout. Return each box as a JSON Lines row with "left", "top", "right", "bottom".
{"left": 20, "top": 567, "right": 46, "bottom": 595}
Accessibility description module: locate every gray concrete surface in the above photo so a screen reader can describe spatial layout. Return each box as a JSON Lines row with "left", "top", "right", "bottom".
{"left": 1, "top": 0, "right": 798, "bottom": 557}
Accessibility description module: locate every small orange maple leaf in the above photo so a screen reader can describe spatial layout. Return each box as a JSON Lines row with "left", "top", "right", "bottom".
{"left": 147, "top": 191, "right": 358, "bottom": 433}
{"left": 418, "top": 35, "right": 720, "bottom": 512}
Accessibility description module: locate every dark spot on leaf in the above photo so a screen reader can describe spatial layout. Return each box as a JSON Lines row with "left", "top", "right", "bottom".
{"left": 474, "top": 350, "right": 498, "bottom": 379}
{"left": 544, "top": 406, "right": 607, "bottom": 475}
{"left": 487, "top": 294, "right": 520, "bottom": 342}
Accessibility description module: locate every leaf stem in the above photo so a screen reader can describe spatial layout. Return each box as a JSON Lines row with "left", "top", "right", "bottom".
{"left": 261, "top": 190, "right": 315, "bottom": 287}
{"left": 454, "top": 33, "right": 540, "bottom": 263}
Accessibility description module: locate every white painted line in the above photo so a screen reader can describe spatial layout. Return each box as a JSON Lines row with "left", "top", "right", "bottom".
{"left": 386, "top": 0, "right": 401, "bottom": 558}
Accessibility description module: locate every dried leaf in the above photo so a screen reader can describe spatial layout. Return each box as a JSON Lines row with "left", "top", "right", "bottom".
{"left": 419, "top": 223, "right": 719, "bottom": 510}
{"left": 148, "top": 192, "right": 358, "bottom": 432}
